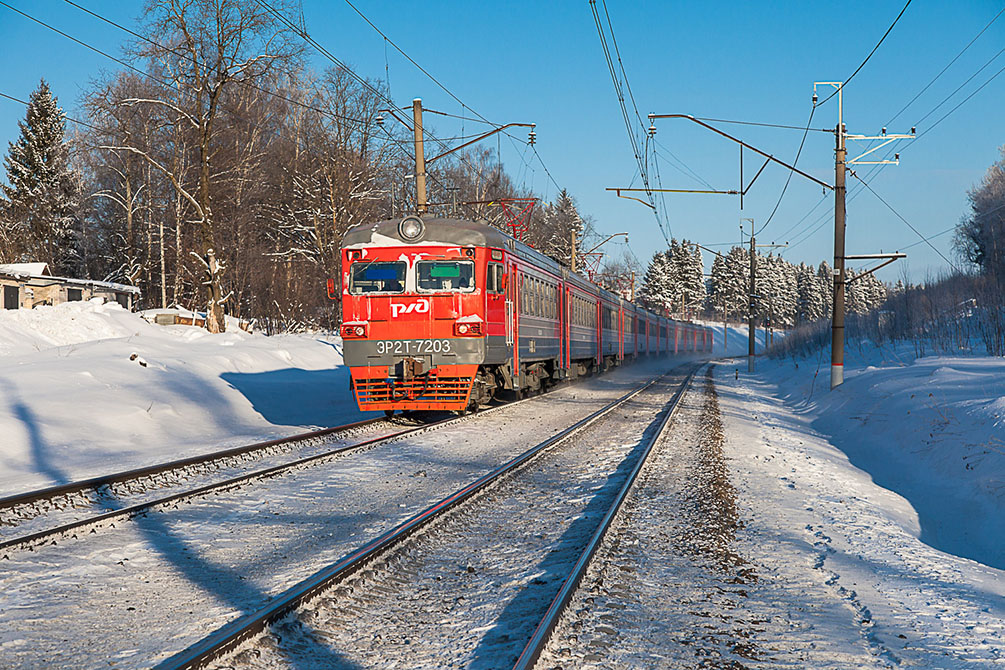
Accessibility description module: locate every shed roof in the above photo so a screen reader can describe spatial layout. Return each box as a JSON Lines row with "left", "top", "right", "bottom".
{"left": 0, "top": 262, "right": 50, "bottom": 276}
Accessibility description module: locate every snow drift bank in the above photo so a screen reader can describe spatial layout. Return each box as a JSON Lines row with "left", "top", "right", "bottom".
{"left": 0, "top": 300, "right": 372, "bottom": 496}
{"left": 757, "top": 342, "right": 1005, "bottom": 571}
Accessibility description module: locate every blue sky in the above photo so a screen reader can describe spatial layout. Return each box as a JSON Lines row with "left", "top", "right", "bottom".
{"left": 1, "top": 1, "right": 1004, "bottom": 282}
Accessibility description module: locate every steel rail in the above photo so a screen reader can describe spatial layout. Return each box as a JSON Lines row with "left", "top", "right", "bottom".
{"left": 0, "top": 415, "right": 464, "bottom": 557}
{"left": 155, "top": 367, "right": 693, "bottom": 670}
{"left": 0, "top": 417, "right": 388, "bottom": 512}
{"left": 512, "top": 364, "right": 702, "bottom": 670}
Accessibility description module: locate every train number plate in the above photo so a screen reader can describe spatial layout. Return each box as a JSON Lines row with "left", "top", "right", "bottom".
{"left": 375, "top": 339, "right": 452, "bottom": 355}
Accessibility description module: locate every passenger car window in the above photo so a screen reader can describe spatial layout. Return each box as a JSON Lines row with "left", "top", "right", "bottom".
{"left": 417, "top": 261, "right": 475, "bottom": 292}
{"left": 349, "top": 261, "right": 406, "bottom": 294}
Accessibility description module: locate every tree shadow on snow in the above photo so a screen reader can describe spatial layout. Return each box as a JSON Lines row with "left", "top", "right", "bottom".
{"left": 221, "top": 367, "right": 378, "bottom": 427}
{"left": 2, "top": 377, "right": 72, "bottom": 489}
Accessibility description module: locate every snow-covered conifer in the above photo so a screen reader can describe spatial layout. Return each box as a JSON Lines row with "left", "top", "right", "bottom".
{"left": 639, "top": 250, "right": 672, "bottom": 312}
{"left": 540, "top": 189, "right": 584, "bottom": 267}
{"left": 1, "top": 79, "right": 81, "bottom": 274}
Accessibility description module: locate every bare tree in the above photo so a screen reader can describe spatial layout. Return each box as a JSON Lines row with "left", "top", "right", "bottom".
{"left": 102, "top": 0, "right": 300, "bottom": 331}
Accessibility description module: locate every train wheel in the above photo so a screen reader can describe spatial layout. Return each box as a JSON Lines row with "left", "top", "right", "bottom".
{"left": 384, "top": 409, "right": 394, "bottom": 419}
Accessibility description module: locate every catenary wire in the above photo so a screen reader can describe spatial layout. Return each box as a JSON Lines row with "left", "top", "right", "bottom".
{"left": 816, "top": 0, "right": 913, "bottom": 106}
{"left": 886, "top": 5, "right": 1005, "bottom": 126}
{"left": 58, "top": 0, "right": 377, "bottom": 128}
{"left": 755, "top": 103, "right": 816, "bottom": 235}
{"left": 850, "top": 170, "right": 962, "bottom": 272}
{"left": 695, "top": 116, "right": 832, "bottom": 133}
{"left": 340, "top": 0, "right": 545, "bottom": 192}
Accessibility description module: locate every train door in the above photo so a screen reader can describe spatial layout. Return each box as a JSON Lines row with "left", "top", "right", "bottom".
{"left": 618, "top": 307, "right": 624, "bottom": 361}
{"left": 595, "top": 300, "right": 602, "bottom": 367}
{"left": 563, "top": 286, "right": 571, "bottom": 370}
{"left": 487, "top": 260, "right": 506, "bottom": 342}
{"left": 506, "top": 265, "right": 517, "bottom": 372}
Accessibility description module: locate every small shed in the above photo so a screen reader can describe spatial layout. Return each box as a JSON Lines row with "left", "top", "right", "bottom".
{"left": 140, "top": 307, "right": 253, "bottom": 332}
{"left": 0, "top": 263, "right": 140, "bottom": 310}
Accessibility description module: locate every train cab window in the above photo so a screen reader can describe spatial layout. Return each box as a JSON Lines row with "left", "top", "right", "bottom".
{"left": 416, "top": 261, "right": 475, "bottom": 292}
{"left": 349, "top": 261, "right": 406, "bottom": 294}
{"left": 487, "top": 263, "right": 504, "bottom": 294}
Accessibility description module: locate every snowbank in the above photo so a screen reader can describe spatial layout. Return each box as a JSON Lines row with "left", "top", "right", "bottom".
{"left": 753, "top": 340, "right": 1005, "bottom": 571}
{"left": 718, "top": 359, "right": 1005, "bottom": 666}
{"left": 0, "top": 301, "right": 373, "bottom": 496}
{"left": 0, "top": 299, "right": 159, "bottom": 355}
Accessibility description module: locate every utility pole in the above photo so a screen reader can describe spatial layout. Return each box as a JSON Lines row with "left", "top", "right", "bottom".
{"left": 378, "top": 101, "right": 533, "bottom": 218}
{"left": 742, "top": 219, "right": 785, "bottom": 373}
{"left": 815, "top": 81, "right": 913, "bottom": 388}
{"left": 748, "top": 229, "right": 756, "bottom": 373}
{"left": 723, "top": 302, "right": 728, "bottom": 353}
{"left": 446, "top": 186, "right": 460, "bottom": 217}
{"left": 571, "top": 230, "right": 577, "bottom": 273}
{"left": 412, "top": 98, "right": 427, "bottom": 214}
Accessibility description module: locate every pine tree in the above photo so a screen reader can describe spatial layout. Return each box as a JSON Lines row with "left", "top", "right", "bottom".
{"left": 639, "top": 250, "right": 672, "bottom": 313}
{"left": 541, "top": 188, "right": 584, "bottom": 267}
{"left": 709, "top": 245, "right": 749, "bottom": 320}
{"left": 817, "top": 261, "right": 833, "bottom": 319}
{"left": 677, "top": 240, "right": 706, "bottom": 317}
{"left": 1, "top": 79, "right": 81, "bottom": 274}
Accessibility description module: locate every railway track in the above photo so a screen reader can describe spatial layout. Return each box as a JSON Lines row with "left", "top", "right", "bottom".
{"left": 0, "top": 413, "right": 468, "bottom": 557}
{"left": 0, "top": 360, "right": 631, "bottom": 559}
{"left": 159, "top": 363, "right": 700, "bottom": 670}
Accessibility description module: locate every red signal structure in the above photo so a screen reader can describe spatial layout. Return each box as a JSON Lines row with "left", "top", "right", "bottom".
{"left": 493, "top": 198, "right": 537, "bottom": 243}
{"left": 577, "top": 251, "right": 606, "bottom": 283}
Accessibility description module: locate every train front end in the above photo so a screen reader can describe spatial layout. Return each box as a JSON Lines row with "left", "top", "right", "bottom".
{"left": 338, "top": 216, "right": 487, "bottom": 413}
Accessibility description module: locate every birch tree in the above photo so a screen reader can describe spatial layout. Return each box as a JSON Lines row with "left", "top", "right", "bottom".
{"left": 104, "top": 0, "right": 300, "bottom": 332}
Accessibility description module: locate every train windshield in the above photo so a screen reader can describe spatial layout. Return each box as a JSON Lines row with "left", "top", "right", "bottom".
{"left": 416, "top": 261, "right": 475, "bottom": 292}
{"left": 349, "top": 261, "right": 406, "bottom": 294}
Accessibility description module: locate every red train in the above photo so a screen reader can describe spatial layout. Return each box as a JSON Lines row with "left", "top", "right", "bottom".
{"left": 334, "top": 216, "right": 713, "bottom": 414}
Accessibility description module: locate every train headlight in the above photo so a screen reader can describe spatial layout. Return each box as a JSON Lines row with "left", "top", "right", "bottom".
{"left": 341, "top": 323, "right": 368, "bottom": 339}
{"left": 454, "top": 321, "right": 482, "bottom": 336}
{"left": 399, "top": 215, "right": 424, "bottom": 241}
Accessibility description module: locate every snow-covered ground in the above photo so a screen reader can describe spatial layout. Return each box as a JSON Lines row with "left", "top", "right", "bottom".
{"left": 4, "top": 300, "right": 1000, "bottom": 666}
{"left": 0, "top": 304, "right": 732, "bottom": 498}
{"left": 718, "top": 347, "right": 1005, "bottom": 666}
{"left": 0, "top": 300, "right": 375, "bottom": 496}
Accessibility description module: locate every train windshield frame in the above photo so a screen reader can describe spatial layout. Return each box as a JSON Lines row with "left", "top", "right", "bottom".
{"left": 415, "top": 260, "right": 475, "bottom": 293}
{"left": 348, "top": 261, "right": 407, "bottom": 294}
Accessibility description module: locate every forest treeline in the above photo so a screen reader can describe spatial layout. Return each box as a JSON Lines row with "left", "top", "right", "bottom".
{"left": 2, "top": 0, "right": 1001, "bottom": 347}
{"left": 0, "top": 0, "right": 585, "bottom": 332}
{"left": 636, "top": 239, "right": 888, "bottom": 328}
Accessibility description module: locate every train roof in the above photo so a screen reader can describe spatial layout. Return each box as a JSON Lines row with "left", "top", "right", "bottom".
{"left": 343, "top": 217, "right": 515, "bottom": 250}
{"left": 342, "top": 216, "right": 675, "bottom": 320}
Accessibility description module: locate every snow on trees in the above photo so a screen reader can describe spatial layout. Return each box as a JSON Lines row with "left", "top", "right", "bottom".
{"left": 708, "top": 245, "right": 749, "bottom": 320}
{"left": 537, "top": 189, "right": 584, "bottom": 267}
{"left": 675, "top": 240, "right": 706, "bottom": 317}
{"left": 955, "top": 145, "right": 1005, "bottom": 279}
{"left": 0, "top": 79, "right": 82, "bottom": 275}
{"left": 705, "top": 246, "right": 889, "bottom": 328}
{"left": 639, "top": 250, "right": 672, "bottom": 312}
{"left": 97, "top": 0, "right": 301, "bottom": 333}
{"left": 761, "top": 254, "right": 798, "bottom": 328}
{"left": 638, "top": 239, "right": 705, "bottom": 318}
